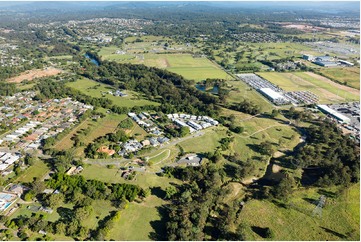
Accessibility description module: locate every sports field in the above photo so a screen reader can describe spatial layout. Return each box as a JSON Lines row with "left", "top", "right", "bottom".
{"left": 318, "top": 67, "right": 360, "bottom": 90}
{"left": 257, "top": 72, "right": 359, "bottom": 103}
{"left": 66, "top": 78, "right": 159, "bottom": 108}
{"left": 240, "top": 183, "right": 360, "bottom": 240}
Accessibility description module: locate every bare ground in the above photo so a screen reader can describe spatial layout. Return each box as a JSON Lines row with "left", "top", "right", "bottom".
{"left": 7, "top": 67, "right": 63, "bottom": 83}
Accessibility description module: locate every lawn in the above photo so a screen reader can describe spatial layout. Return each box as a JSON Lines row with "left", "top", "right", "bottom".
{"left": 165, "top": 54, "right": 232, "bottom": 81}
{"left": 109, "top": 195, "right": 167, "bottom": 241}
{"left": 148, "top": 149, "right": 171, "bottom": 165}
{"left": 318, "top": 67, "right": 360, "bottom": 90}
{"left": 178, "top": 127, "right": 228, "bottom": 153}
{"left": 66, "top": 78, "right": 159, "bottom": 108}
{"left": 240, "top": 183, "right": 360, "bottom": 241}
{"left": 15, "top": 160, "right": 49, "bottom": 183}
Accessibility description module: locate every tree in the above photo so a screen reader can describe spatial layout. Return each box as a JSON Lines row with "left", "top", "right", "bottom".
{"left": 271, "top": 109, "right": 279, "bottom": 118}
{"left": 54, "top": 222, "right": 67, "bottom": 235}
{"left": 258, "top": 141, "right": 275, "bottom": 156}
{"left": 180, "top": 126, "right": 190, "bottom": 137}
{"left": 32, "top": 178, "right": 45, "bottom": 195}
{"left": 273, "top": 175, "right": 296, "bottom": 201}
{"left": 165, "top": 186, "right": 177, "bottom": 199}
{"left": 46, "top": 193, "right": 65, "bottom": 208}
{"left": 74, "top": 206, "right": 93, "bottom": 221}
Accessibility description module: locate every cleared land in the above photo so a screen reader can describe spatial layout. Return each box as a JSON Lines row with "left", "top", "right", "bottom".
{"left": 240, "top": 183, "right": 360, "bottom": 241}
{"left": 66, "top": 78, "right": 159, "bottom": 108}
{"left": 7, "top": 67, "right": 63, "bottom": 83}
{"left": 257, "top": 72, "right": 359, "bottom": 103}
{"left": 318, "top": 67, "right": 360, "bottom": 90}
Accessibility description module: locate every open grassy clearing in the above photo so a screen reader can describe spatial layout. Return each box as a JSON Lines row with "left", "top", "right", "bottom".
{"left": 82, "top": 114, "right": 126, "bottom": 144}
{"left": 127, "top": 120, "right": 148, "bottom": 140}
{"left": 15, "top": 160, "right": 49, "bottom": 183}
{"left": 53, "top": 119, "right": 92, "bottom": 150}
{"left": 109, "top": 195, "right": 166, "bottom": 241}
{"left": 240, "top": 183, "right": 360, "bottom": 241}
{"left": 225, "top": 79, "right": 274, "bottom": 112}
{"left": 98, "top": 47, "right": 232, "bottom": 81}
{"left": 294, "top": 72, "right": 359, "bottom": 102}
{"left": 81, "top": 200, "right": 115, "bottom": 230}
{"left": 317, "top": 67, "right": 360, "bottom": 90}
{"left": 54, "top": 113, "right": 126, "bottom": 155}
{"left": 148, "top": 149, "right": 171, "bottom": 164}
{"left": 81, "top": 164, "right": 180, "bottom": 189}
{"left": 257, "top": 72, "right": 359, "bottom": 103}
{"left": 66, "top": 78, "right": 159, "bottom": 108}
{"left": 178, "top": 127, "right": 228, "bottom": 153}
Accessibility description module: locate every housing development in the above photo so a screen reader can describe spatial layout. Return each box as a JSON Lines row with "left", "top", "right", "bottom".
{"left": 0, "top": 1, "right": 359, "bottom": 241}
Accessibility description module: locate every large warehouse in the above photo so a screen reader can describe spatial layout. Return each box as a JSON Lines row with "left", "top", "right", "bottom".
{"left": 259, "top": 88, "right": 290, "bottom": 105}
{"left": 317, "top": 104, "right": 351, "bottom": 124}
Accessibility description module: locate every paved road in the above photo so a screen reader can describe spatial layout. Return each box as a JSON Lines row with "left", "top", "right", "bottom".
{"left": 84, "top": 131, "right": 205, "bottom": 166}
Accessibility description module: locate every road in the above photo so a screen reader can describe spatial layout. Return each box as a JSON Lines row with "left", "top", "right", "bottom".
{"left": 84, "top": 130, "right": 205, "bottom": 166}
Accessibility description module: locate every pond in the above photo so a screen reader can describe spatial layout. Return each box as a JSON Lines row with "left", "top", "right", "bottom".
{"left": 85, "top": 53, "right": 100, "bottom": 66}
{"left": 195, "top": 84, "right": 219, "bottom": 94}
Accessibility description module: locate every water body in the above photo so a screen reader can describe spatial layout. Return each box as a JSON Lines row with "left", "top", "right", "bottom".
{"left": 84, "top": 53, "right": 100, "bottom": 66}
{"left": 195, "top": 84, "right": 219, "bottom": 94}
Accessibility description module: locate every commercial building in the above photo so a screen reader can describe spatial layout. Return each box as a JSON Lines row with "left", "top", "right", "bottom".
{"left": 259, "top": 88, "right": 290, "bottom": 105}
{"left": 317, "top": 104, "right": 351, "bottom": 124}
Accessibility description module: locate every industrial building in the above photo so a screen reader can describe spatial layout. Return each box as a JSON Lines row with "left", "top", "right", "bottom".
{"left": 317, "top": 104, "right": 351, "bottom": 124}
{"left": 313, "top": 61, "right": 339, "bottom": 67}
{"left": 259, "top": 88, "right": 290, "bottom": 105}
{"left": 302, "top": 54, "right": 314, "bottom": 61}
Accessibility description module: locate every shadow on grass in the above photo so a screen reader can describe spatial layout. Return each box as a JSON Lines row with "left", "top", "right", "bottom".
{"left": 251, "top": 226, "right": 270, "bottom": 238}
{"left": 303, "top": 197, "right": 318, "bottom": 205}
{"left": 317, "top": 189, "right": 337, "bottom": 198}
{"left": 151, "top": 186, "right": 166, "bottom": 199}
{"left": 149, "top": 205, "right": 168, "bottom": 240}
{"left": 320, "top": 227, "right": 347, "bottom": 239}
{"left": 57, "top": 207, "right": 73, "bottom": 221}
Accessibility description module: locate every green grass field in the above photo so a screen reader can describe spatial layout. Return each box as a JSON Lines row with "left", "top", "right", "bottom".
{"left": 294, "top": 72, "right": 359, "bottom": 102}
{"left": 257, "top": 72, "right": 359, "bottom": 104}
{"left": 15, "top": 160, "right": 49, "bottom": 183}
{"left": 109, "top": 195, "right": 166, "bottom": 241}
{"left": 240, "top": 183, "right": 360, "bottom": 241}
{"left": 148, "top": 149, "right": 171, "bottom": 164}
{"left": 66, "top": 78, "right": 159, "bottom": 108}
{"left": 318, "top": 67, "right": 360, "bottom": 90}
{"left": 98, "top": 47, "right": 232, "bottom": 81}
{"left": 54, "top": 113, "right": 127, "bottom": 155}
{"left": 225, "top": 79, "right": 274, "bottom": 112}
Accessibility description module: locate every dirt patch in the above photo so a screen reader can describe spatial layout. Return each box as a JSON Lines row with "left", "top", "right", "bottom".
{"left": 305, "top": 72, "right": 359, "bottom": 96}
{"left": 272, "top": 164, "right": 282, "bottom": 173}
{"left": 7, "top": 67, "right": 63, "bottom": 83}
